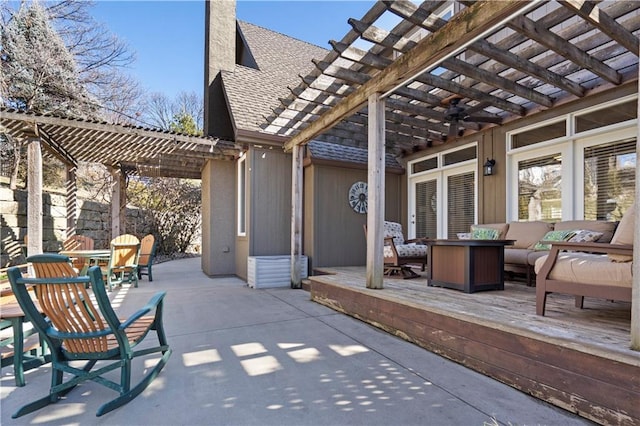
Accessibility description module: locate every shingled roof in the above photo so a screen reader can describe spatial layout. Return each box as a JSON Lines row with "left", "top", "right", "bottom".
{"left": 307, "top": 140, "right": 403, "bottom": 173}
{"left": 222, "top": 21, "right": 327, "bottom": 134}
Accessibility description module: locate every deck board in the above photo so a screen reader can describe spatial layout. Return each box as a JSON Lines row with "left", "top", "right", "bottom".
{"left": 309, "top": 267, "right": 639, "bottom": 425}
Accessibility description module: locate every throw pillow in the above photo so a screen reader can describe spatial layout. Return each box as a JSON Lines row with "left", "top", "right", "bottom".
{"left": 568, "top": 229, "right": 603, "bottom": 243}
{"left": 533, "top": 230, "right": 577, "bottom": 251}
{"left": 457, "top": 233, "right": 472, "bottom": 240}
{"left": 471, "top": 227, "right": 499, "bottom": 240}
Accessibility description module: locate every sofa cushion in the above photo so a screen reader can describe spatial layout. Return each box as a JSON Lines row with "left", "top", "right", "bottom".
{"left": 567, "top": 230, "right": 603, "bottom": 243}
{"left": 505, "top": 221, "right": 553, "bottom": 249}
{"left": 553, "top": 220, "right": 616, "bottom": 243}
{"left": 384, "top": 221, "right": 405, "bottom": 246}
{"left": 504, "top": 248, "right": 531, "bottom": 264}
{"left": 534, "top": 252, "right": 632, "bottom": 288}
{"left": 527, "top": 250, "right": 549, "bottom": 266}
{"left": 533, "top": 230, "right": 577, "bottom": 251}
{"left": 384, "top": 244, "right": 427, "bottom": 259}
{"left": 471, "top": 227, "right": 499, "bottom": 240}
{"left": 609, "top": 203, "right": 635, "bottom": 262}
{"left": 471, "top": 223, "right": 509, "bottom": 239}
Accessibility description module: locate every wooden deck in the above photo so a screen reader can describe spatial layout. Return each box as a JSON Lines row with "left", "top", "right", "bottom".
{"left": 308, "top": 267, "right": 639, "bottom": 426}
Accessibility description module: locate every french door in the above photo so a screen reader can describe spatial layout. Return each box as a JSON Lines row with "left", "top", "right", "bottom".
{"left": 409, "top": 164, "right": 476, "bottom": 239}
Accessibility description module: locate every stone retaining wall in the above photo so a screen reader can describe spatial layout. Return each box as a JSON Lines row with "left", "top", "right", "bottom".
{"left": 0, "top": 186, "right": 152, "bottom": 267}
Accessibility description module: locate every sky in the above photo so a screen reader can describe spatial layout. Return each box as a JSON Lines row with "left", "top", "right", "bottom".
{"left": 90, "top": 1, "right": 377, "bottom": 100}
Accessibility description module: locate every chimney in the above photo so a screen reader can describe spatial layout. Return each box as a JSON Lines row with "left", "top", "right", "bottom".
{"left": 204, "top": 0, "right": 236, "bottom": 138}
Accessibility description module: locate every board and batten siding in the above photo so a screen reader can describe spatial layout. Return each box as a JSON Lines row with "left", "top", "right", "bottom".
{"left": 304, "top": 163, "right": 403, "bottom": 269}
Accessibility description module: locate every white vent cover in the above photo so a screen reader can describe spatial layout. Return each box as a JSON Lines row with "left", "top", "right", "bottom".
{"left": 247, "top": 255, "right": 308, "bottom": 289}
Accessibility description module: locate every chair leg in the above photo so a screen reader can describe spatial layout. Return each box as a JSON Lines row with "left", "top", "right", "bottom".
{"left": 148, "top": 265, "right": 153, "bottom": 282}
{"left": 574, "top": 296, "right": 584, "bottom": 309}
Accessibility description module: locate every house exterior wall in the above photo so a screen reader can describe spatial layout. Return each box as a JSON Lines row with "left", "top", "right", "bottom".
{"left": 234, "top": 146, "right": 292, "bottom": 281}
{"left": 403, "top": 81, "right": 637, "bottom": 226}
{"left": 303, "top": 162, "right": 403, "bottom": 269}
{"left": 201, "top": 159, "right": 236, "bottom": 276}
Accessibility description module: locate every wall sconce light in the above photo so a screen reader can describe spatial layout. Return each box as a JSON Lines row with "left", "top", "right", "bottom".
{"left": 483, "top": 158, "right": 496, "bottom": 176}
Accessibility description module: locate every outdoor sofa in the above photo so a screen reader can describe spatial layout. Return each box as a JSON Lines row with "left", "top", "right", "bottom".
{"left": 464, "top": 219, "right": 618, "bottom": 286}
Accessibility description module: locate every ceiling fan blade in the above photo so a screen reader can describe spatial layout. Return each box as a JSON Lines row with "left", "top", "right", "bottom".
{"left": 464, "top": 115, "right": 502, "bottom": 124}
{"left": 447, "top": 121, "right": 458, "bottom": 140}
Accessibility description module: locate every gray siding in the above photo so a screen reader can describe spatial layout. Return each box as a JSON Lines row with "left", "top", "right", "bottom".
{"left": 304, "top": 163, "right": 403, "bottom": 269}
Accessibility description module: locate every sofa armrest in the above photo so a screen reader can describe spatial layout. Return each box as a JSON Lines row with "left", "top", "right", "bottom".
{"left": 536, "top": 241, "right": 633, "bottom": 283}
{"left": 539, "top": 241, "right": 632, "bottom": 255}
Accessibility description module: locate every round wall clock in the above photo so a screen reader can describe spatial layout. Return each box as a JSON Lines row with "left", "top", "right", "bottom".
{"left": 348, "top": 181, "right": 368, "bottom": 214}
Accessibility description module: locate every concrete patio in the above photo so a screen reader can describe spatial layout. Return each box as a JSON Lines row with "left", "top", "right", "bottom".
{"left": 1, "top": 257, "right": 590, "bottom": 425}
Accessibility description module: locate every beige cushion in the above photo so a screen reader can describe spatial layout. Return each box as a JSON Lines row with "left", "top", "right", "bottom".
{"left": 470, "top": 223, "right": 509, "bottom": 239}
{"left": 554, "top": 220, "right": 617, "bottom": 243}
{"left": 505, "top": 221, "right": 553, "bottom": 249}
{"left": 527, "top": 250, "right": 548, "bottom": 266}
{"left": 609, "top": 203, "right": 635, "bottom": 262}
{"left": 534, "top": 252, "right": 632, "bottom": 288}
{"left": 504, "top": 248, "right": 531, "bottom": 264}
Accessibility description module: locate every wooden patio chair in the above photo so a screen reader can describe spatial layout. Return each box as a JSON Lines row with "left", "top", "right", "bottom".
{"left": 62, "top": 235, "right": 95, "bottom": 272}
{"left": 364, "top": 221, "right": 428, "bottom": 279}
{"left": 137, "top": 234, "right": 157, "bottom": 282}
{"left": 7, "top": 254, "right": 171, "bottom": 418}
{"left": 103, "top": 234, "right": 140, "bottom": 291}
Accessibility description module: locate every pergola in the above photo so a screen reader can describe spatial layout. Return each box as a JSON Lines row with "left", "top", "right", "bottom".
{"left": 261, "top": 1, "right": 640, "bottom": 346}
{"left": 0, "top": 107, "right": 237, "bottom": 256}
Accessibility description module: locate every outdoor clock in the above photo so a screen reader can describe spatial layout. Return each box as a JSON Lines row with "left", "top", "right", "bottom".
{"left": 348, "top": 181, "right": 368, "bottom": 214}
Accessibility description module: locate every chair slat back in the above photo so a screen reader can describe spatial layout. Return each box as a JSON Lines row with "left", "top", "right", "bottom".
{"left": 62, "top": 235, "right": 95, "bottom": 251}
{"left": 138, "top": 234, "right": 155, "bottom": 266}
{"left": 29, "top": 255, "right": 109, "bottom": 353}
{"left": 110, "top": 235, "right": 140, "bottom": 269}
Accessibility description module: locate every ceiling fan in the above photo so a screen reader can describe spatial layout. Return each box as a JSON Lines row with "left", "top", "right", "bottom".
{"left": 442, "top": 96, "right": 503, "bottom": 141}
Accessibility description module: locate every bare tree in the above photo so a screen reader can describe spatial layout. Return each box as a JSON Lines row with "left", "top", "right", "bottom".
{"left": 142, "top": 91, "right": 204, "bottom": 132}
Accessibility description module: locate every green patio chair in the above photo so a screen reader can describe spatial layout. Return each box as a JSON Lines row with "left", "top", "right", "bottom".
{"left": 7, "top": 254, "right": 171, "bottom": 418}
{"left": 137, "top": 234, "right": 157, "bottom": 281}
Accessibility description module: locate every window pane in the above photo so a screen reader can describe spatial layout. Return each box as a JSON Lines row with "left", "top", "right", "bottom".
{"left": 584, "top": 139, "right": 636, "bottom": 221}
{"left": 443, "top": 146, "right": 476, "bottom": 166}
{"left": 576, "top": 100, "right": 637, "bottom": 133}
{"left": 512, "top": 121, "right": 566, "bottom": 149}
{"left": 415, "top": 180, "right": 437, "bottom": 239}
{"left": 518, "top": 154, "right": 562, "bottom": 222}
{"left": 412, "top": 157, "right": 438, "bottom": 174}
{"left": 447, "top": 172, "right": 474, "bottom": 238}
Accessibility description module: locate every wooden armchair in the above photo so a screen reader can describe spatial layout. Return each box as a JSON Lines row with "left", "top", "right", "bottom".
{"left": 62, "top": 235, "right": 95, "bottom": 272}
{"left": 7, "top": 254, "right": 171, "bottom": 418}
{"left": 137, "top": 234, "right": 157, "bottom": 282}
{"left": 103, "top": 234, "right": 140, "bottom": 291}
{"left": 534, "top": 203, "right": 634, "bottom": 316}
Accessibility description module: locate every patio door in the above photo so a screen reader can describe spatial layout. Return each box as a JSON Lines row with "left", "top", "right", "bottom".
{"left": 410, "top": 176, "right": 439, "bottom": 239}
{"left": 409, "top": 164, "right": 476, "bottom": 239}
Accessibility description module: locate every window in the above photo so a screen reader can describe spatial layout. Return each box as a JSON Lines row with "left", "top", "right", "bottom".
{"left": 237, "top": 154, "right": 246, "bottom": 236}
{"left": 517, "top": 154, "right": 562, "bottom": 222}
{"left": 576, "top": 99, "right": 637, "bottom": 133}
{"left": 411, "top": 157, "right": 438, "bottom": 174}
{"left": 446, "top": 171, "right": 475, "bottom": 238}
{"left": 415, "top": 180, "right": 438, "bottom": 239}
{"left": 508, "top": 95, "right": 637, "bottom": 222}
{"left": 583, "top": 139, "right": 636, "bottom": 221}
{"left": 511, "top": 120, "right": 566, "bottom": 149}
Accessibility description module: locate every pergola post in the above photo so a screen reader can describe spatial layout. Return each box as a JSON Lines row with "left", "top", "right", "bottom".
{"left": 65, "top": 165, "right": 78, "bottom": 238}
{"left": 110, "top": 168, "right": 126, "bottom": 239}
{"left": 290, "top": 143, "right": 303, "bottom": 289}
{"left": 631, "top": 66, "right": 640, "bottom": 350}
{"left": 26, "top": 137, "right": 43, "bottom": 259}
{"left": 366, "top": 93, "right": 385, "bottom": 289}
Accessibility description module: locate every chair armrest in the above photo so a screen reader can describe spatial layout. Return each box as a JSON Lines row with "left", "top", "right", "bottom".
{"left": 404, "top": 238, "right": 428, "bottom": 245}
{"left": 119, "top": 291, "right": 167, "bottom": 330}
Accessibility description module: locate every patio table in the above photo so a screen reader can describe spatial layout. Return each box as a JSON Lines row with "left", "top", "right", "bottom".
{"left": 58, "top": 249, "right": 110, "bottom": 275}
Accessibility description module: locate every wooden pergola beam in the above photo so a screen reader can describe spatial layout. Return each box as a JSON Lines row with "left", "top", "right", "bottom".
{"left": 284, "top": 1, "right": 532, "bottom": 151}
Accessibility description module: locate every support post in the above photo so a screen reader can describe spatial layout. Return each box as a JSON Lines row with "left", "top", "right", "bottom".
{"left": 65, "top": 165, "right": 78, "bottom": 238}
{"left": 26, "top": 137, "right": 43, "bottom": 259}
{"left": 366, "top": 94, "right": 385, "bottom": 289}
{"left": 110, "top": 168, "right": 126, "bottom": 239}
{"left": 631, "top": 66, "right": 640, "bottom": 349}
{"left": 291, "top": 144, "right": 303, "bottom": 289}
